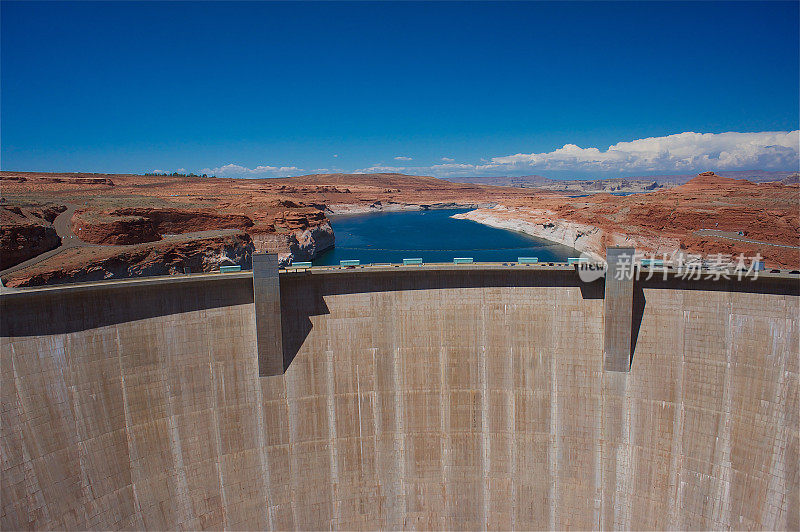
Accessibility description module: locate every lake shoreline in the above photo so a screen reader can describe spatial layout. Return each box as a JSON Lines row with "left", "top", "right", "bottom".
{"left": 313, "top": 207, "right": 580, "bottom": 266}
{"left": 452, "top": 206, "right": 610, "bottom": 263}
{"left": 325, "top": 201, "right": 497, "bottom": 218}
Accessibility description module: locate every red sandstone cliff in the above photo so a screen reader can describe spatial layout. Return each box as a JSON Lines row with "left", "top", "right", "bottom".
{"left": 70, "top": 208, "right": 256, "bottom": 246}
{"left": 3, "top": 233, "right": 254, "bottom": 287}
{"left": 1, "top": 170, "right": 797, "bottom": 285}
{"left": 0, "top": 203, "right": 66, "bottom": 269}
{"left": 456, "top": 172, "right": 799, "bottom": 268}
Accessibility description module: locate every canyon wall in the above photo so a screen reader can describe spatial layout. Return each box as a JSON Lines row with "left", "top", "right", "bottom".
{"left": 453, "top": 174, "right": 800, "bottom": 269}
{"left": 453, "top": 206, "right": 614, "bottom": 261}
{"left": 452, "top": 206, "right": 709, "bottom": 263}
{"left": 1, "top": 268, "right": 797, "bottom": 530}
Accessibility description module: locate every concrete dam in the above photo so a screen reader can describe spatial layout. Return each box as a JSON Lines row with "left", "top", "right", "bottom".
{"left": 1, "top": 258, "right": 798, "bottom": 530}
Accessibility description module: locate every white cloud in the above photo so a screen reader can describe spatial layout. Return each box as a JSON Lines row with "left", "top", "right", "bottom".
{"left": 428, "top": 163, "right": 481, "bottom": 175}
{"left": 481, "top": 130, "right": 799, "bottom": 173}
{"left": 198, "top": 130, "right": 799, "bottom": 180}
{"left": 333, "top": 154, "right": 339, "bottom": 158}
{"left": 351, "top": 162, "right": 482, "bottom": 177}
{"left": 199, "top": 163, "right": 303, "bottom": 178}
{"left": 354, "top": 165, "right": 407, "bottom": 174}
{"left": 367, "top": 130, "right": 799, "bottom": 177}
{"left": 355, "top": 131, "right": 799, "bottom": 178}
{"left": 394, "top": 156, "right": 413, "bottom": 161}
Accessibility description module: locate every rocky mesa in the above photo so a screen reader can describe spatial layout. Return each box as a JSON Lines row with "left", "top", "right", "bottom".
{"left": 0, "top": 203, "right": 66, "bottom": 270}
{"left": 0, "top": 171, "right": 536, "bottom": 286}
{"left": 1, "top": 170, "right": 797, "bottom": 286}
{"left": 6, "top": 233, "right": 255, "bottom": 287}
{"left": 455, "top": 172, "right": 799, "bottom": 268}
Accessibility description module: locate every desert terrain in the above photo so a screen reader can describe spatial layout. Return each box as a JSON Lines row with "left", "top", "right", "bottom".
{"left": 1, "top": 170, "right": 797, "bottom": 286}
{"left": 455, "top": 171, "right": 799, "bottom": 267}
{"left": 444, "top": 170, "right": 797, "bottom": 194}
{"left": 0, "top": 171, "right": 539, "bottom": 286}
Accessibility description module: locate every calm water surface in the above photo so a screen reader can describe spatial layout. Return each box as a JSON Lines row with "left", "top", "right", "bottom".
{"left": 314, "top": 208, "right": 579, "bottom": 265}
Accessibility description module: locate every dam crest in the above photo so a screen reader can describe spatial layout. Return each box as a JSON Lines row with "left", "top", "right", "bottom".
{"left": 1, "top": 258, "right": 798, "bottom": 530}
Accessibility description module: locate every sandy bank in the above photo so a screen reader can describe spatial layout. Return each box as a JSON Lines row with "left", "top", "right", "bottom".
{"left": 452, "top": 205, "right": 659, "bottom": 262}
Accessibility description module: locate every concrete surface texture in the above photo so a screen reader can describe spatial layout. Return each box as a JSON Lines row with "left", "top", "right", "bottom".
{"left": 1, "top": 268, "right": 798, "bottom": 530}
{"left": 253, "top": 254, "right": 284, "bottom": 377}
{"left": 603, "top": 247, "right": 635, "bottom": 372}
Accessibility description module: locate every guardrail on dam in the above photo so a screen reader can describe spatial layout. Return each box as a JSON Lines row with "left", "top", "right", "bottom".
{"left": 1, "top": 257, "right": 798, "bottom": 530}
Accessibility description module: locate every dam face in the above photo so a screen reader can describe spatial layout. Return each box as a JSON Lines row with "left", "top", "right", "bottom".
{"left": 1, "top": 267, "right": 798, "bottom": 530}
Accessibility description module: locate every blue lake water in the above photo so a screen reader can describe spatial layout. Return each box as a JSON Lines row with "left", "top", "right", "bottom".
{"left": 313, "top": 208, "right": 579, "bottom": 265}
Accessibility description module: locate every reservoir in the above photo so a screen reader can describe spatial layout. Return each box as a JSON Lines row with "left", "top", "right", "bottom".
{"left": 314, "top": 208, "right": 579, "bottom": 265}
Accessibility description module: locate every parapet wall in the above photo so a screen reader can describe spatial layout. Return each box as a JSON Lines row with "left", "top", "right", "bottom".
{"left": 1, "top": 267, "right": 797, "bottom": 530}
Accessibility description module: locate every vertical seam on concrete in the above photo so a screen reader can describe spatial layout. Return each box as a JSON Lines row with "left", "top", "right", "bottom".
{"left": 116, "top": 329, "right": 144, "bottom": 529}
{"left": 594, "top": 382, "right": 603, "bottom": 530}
{"left": 253, "top": 379, "right": 275, "bottom": 530}
{"left": 14, "top": 341, "right": 52, "bottom": 527}
{"left": 716, "top": 300, "right": 734, "bottom": 528}
{"left": 284, "top": 364, "right": 300, "bottom": 528}
{"left": 439, "top": 341, "right": 451, "bottom": 528}
{"left": 369, "top": 347, "right": 382, "bottom": 526}
{"left": 46, "top": 335, "right": 71, "bottom": 525}
{"left": 208, "top": 352, "right": 228, "bottom": 530}
{"left": 599, "top": 369, "right": 607, "bottom": 531}
{"left": 549, "top": 346, "right": 558, "bottom": 530}
{"left": 357, "top": 364, "right": 364, "bottom": 475}
{"left": 783, "top": 297, "right": 800, "bottom": 530}
{"left": 764, "top": 328, "right": 789, "bottom": 529}
{"left": 391, "top": 345, "right": 407, "bottom": 525}
{"left": 325, "top": 349, "right": 340, "bottom": 528}
{"left": 65, "top": 336, "right": 91, "bottom": 528}
{"left": 507, "top": 316, "right": 517, "bottom": 532}
{"left": 616, "top": 378, "right": 633, "bottom": 529}
{"left": 668, "top": 305, "right": 687, "bottom": 529}
{"left": 480, "top": 344, "right": 490, "bottom": 531}
{"left": 480, "top": 296, "right": 490, "bottom": 531}
{"left": 163, "top": 328, "right": 194, "bottom": 528}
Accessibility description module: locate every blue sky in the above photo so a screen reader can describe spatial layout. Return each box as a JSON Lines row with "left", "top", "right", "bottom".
{"left": 2, "top": 1, "right": 798, "bottom": 179}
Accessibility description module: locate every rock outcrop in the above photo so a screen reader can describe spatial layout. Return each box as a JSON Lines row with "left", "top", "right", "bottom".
{"left": 70, "top": 208, "right": 256, "bottom": 246}
{"left": 0, "top": 174, "right": 114, "bottom": 186}
{"left": 273, "top": 209, "right": 327, "bottom": 230}
{"left": 456, "top": 172, "right": 799, "bottom": 267}
{"left": 0, "top": 224, "right": 61, "bottom": 270}
{"left": 287, "top": 221, "right": 335, "bottom": 262}
{"left": 781, "top": 172, "right": 799, "bottom": 185}
{"left": 0, "top": 203, "right": 66, "bottom": 269}
{"left": 3, "top": 233, "right": 254, "bottom": 287}
{"left": 71, "top": 212, "right": 161, "bottom": 245}
{"left": 111, "top": 208, "right": 254, "bottom": 234}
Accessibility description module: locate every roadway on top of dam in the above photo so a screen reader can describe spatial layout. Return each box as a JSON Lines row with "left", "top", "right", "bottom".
{"left": 1, "top": 260, "right": 797, "bottom": 299}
